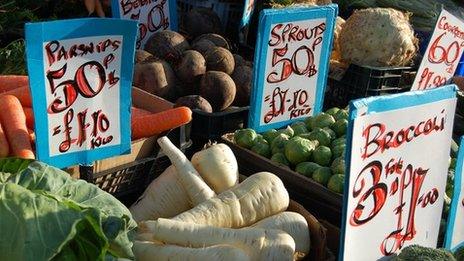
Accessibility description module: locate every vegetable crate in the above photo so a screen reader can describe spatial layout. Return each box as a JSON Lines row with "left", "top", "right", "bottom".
{"left": 324, "top": 64, "right": 416, "bottom": 109}
{"left": 177, "top": 0, "right": 244, "bottom": 43}
{"left": 222, "top": 133, "right": 343, "bottom": 226}
{"left": 80, "top": 132, "right": 192, "bottom": 206}
{"left": 188, "top": 106, "right": 249, "bottom": 149}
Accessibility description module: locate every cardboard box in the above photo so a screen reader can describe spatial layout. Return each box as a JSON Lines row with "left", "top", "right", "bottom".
{"left": 67, "top": 87, "right": 173, "bottom": 177}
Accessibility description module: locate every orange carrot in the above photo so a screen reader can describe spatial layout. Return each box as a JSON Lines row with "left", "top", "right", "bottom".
{"left": 131, "top": 106, "right": 192, "bottom": 140}
{"left": 27, "top": 128, "right": 36, "bottom": 146}
{"left": 0, "top": 75, "right": 28, "bottom": 93}
{"left": 0, "top": 95, "right": 35, "bottom": 159}
{"left": 23, "top": 107, "right": 35, "bottom": 129}
{"left": 131, "top": 106, "right": 152, "bottom": 119}
{"left": 0, "top": 123, "right": 9, "bottom": 158}
{"left": 1, "top": 86, "right": 32, "bottom": 107}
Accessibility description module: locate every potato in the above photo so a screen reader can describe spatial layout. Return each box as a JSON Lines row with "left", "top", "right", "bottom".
{"left": 200, "top": 71, "right": 236, "bottom": 111}
{"left": 193, "top": 34, "right": 230, "bottom": 50}
{"left": 192, "top": 39, "right": 216, "bottom": 55}
{"left": 135, "top": 50, "right": 153, "bottom": 63}
{"left": 205, "top": 47, "right": 235, "bottom": 75}
{"left": 184, "top": 8, "right": 222, "bottom": 38}
{"left": 133, "top": 58, "right": 177, "bottom": 100}
{"left": 175, "top": 95, "right": 213, "bottom": 113}
{"left": 144, "top": 30, "right": 190, "bottom": 63}
{"left": 176, "top": 50, "right": 206, "bottom": 83}
{"left": 231, "top": 65, "right": 253, "bottom": 107}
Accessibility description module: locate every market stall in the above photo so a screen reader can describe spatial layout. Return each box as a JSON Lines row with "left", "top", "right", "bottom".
{"left": 1, "top": 0, "right": 464, "bottom": 260}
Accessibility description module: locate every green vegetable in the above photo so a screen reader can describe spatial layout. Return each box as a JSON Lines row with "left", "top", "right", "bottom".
{"left": 304, "top": 116, "right": 315, "bottom": 131}
{"left": 331, "top": 157, "right": 346, "bottom": 175}
{"left": 325, "top": 107, "right": 340, "bottom": 116}
{"left": 454, "top": 245, "right": 464, "bottom": 261}
{"left": 393, "top": 244, "right": 456, "bottom": 261}
{"left": 312, "top": 146, "right": 332, "bottom": 167}
{"left": 271, "top": 133, "right": 290, "bottom": 154}
{"left": 323, "top": 127, "right": 336, "bottom": 140}
{"left": 292, "top": 124, "right": 309, "bottom": 136}
{"left": 263, "top": 129, "right": 279, "bottom": 144}
{"left": 295, "top": 162, "right": 321, "bottom": 178}
{"left": 234, "top": 128, "right": 257, "bottom": 149}
{"left": 271, "top": 152, "right": 290, "bottom": 167}
{"left": 313, "top": 113, "right": 336, "bottom": 129}
{"left": 333, "top": 110, "right": 349, "bottom": 121}
{"left": 284, "top": 136, "right": 316, "bottom": 165}
{"left": 251, "top": 142, "right": 272, "bottom": 158}
{"left": 327, "top": 174, "right": 345, "bottom": 194}
{"left": 332, "top": 119, "right": 348, "bottom": 137}
{"left": 332, "top": 144, "right": 346, "bottom": 159}
{"left": 278, "top": 126, "right": 294, "bottom": 138}
{"left": 312, "top": 167, "right": 332, "bottom": 186}
{"left": 307, "top": 128, "right": 331, "bottom": 147}
{"left": 0, "top": 159, "right": 136, "bottom": 260}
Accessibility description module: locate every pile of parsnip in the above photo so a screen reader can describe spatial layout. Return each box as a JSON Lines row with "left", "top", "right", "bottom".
{"left": 130, "top": 136, "right": 311, "bottom": 261}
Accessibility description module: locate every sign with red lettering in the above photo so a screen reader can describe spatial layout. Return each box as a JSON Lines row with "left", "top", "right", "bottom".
{"left": 340, "top": 85, "right": 458, "bottom": 260}
{"left": 411, "top": 9, "right": 464, "bottom": 91}
{"left": 112, "top": 0, "right": 177, "bottom": 49}
{"left": 25, "top": 18, "right": 138, "bottom": 168}
{"left": 444, "top": 136, "right": 464, "bottom": 251}
{"left": 248, "top": 6, "right": 337, "bottom": 133}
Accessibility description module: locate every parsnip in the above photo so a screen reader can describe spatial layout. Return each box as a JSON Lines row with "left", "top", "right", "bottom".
{"left": 191, "top": 143, "right": 239, "bottom": 193}
{"left": 251, "top": 211, "right": 310, "bottom": 260}
{"left": 129, "top": 165, "right": 191, "bottom": 222}
{"left": 133, "top": 241, "right": 250, "bottom": 261}
{"left": 139, "top": 218, "right": 295, "bottom": 261}
{"left": 158, "top": 136, "right": 215, "bottom": 205}
{"left": 172, "top": 172, "right": 290, "bottom": 228}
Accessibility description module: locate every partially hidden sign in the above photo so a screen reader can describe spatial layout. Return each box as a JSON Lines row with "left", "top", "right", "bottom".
{"left": 445, "top": 136, "right": 464, "bottom": 251}
{"left": 411, "top": 9, "right": 464, "bottom": 91}
{"left": 25, "top": 18, "right": 138, "bottom": 168}
{"left": 112, "top": 0, "right": 178, "bottom": 49}
{"left": 248, "top": 5, "right": 337, "bottom": 133}
{"left": 340, "top": 85, "right": 458, "bottom": 260}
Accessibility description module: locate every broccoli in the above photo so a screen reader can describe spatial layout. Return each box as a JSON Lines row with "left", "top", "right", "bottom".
{"left": 393, "top": 245, "right": 456, "bottom": 261}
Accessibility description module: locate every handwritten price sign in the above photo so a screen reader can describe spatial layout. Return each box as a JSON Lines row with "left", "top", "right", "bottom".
{"left": 111, "top": 0, "right": 177, "bottom": 49}
{"left": 411, "top": 9, "right": 464, "bottom": 91}
{"left": 248, "top": 6, "right": 337, "bottom": 132}
{"left": 445, "top": 136, "right": 464, "bottom": 251}
{"left": 340, "top": 85, "right": 458, "bottom": 260}
{"left": 25, "top": 18, "right": 138, "bottom": 168}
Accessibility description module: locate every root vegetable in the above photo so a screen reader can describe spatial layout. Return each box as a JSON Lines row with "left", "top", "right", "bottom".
{"left": 172, "top": 172, "right": 290, "bottom": 228}
{"left": 133, "top": 58, "right": 177, "bottom": 99}
{"left": 129, "top": 166, "right": 191, "bottom": 222}
{"left": 158, "top": 136, "right": 216, "bottom": 205}
{"left": 193, "top": 34, "right": 230, "bottom": 50}
{"left": 144, "top": 30, "right": 190, "bottom": 63}
{"left": 231, "top": 65, "right": 252, "bottom": 106}
{"left": 191, "top": 143, "right": 238, "bottom": 193}
{"left": 0, "top": 123, "right": 9, "bottom": 158}
{"left": 184, "top": 8, "right": 222, "bottom": 38}
{"left": 191, "top": 39, "right": 216, "bottom": 55}
{"left": 205, "top": 47, "right": 235, "bottom": 75}
{"left": 251, "top": 212, "right": 310, "bottom": 260}
{"left": 199, "top": 71, "right": 236, "bottom": 111}
{"left": 176, "top": 50, "right": 206, "bottom": 83}
{"left": 135, "top": 50, "right": 153, "bottom": 63}
{"left": 140, "top": 218, "right": 295, "bottom": 261}
{"left": 133, "top": 241, "right": 250, "bottom": 261}
{"left": 174, "top": 95, "right": 213, "bottom": 113}
{"left": 233, "top": 54, "right": 246, "bottom": 67}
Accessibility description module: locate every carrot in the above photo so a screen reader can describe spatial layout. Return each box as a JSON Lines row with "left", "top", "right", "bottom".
{"left": 23, "top": 107, "right": 34, "bottom": 129}
{"left": 131, "top": 106, "right": 192, "bottom": 140}
{"left": 0, "top": 123, "right": 9, "bottom": 158}
{"left": 131, "top": 107, "right": 152, "bottom": 119}
{"left": 0, "top": 95, "right": 35, "bottom": 159}
{"left": 0, "top": 75, "right": 28, "bottom": 93}
{"left": 27, "top": 128, "right": 36, "bottom": 146}
{"left": 1, "top": 86, "right": 32, "bottom": 107}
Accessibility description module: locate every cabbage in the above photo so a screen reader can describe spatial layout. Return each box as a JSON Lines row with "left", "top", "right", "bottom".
{"left": 0, "top": 158, "right": 137, "bottom": 260}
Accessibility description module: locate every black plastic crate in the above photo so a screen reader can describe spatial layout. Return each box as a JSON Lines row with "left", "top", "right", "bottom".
{"left": 324, "top": 64, "right": 417, "bottom": 109}
{"left": 457, "top": 91, "right": 464, "bottom": 116}
{"left": 189, "top": 106, "right": 249, "bottom": 141}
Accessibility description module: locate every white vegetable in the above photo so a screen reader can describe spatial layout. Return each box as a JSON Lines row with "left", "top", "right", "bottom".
{"left": 172, "top": 172, "right": 290, "bottom": 228}
{"left": 251, "top": 211, "right": 310, "bottom": 259}
{"left": 129, "top": 165, "right": 191, "bottom": 222}
{"left": 158, "top": 136, "right": 215, "bottom": 205}
{"left": 139, "top": 218, "right": 295, "bottom": 261}
{"left": 191, "top": 143, "right": 239, "bottom": 193}
{"left": 133, "top": 241, "right": 250, "bottom": 261}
